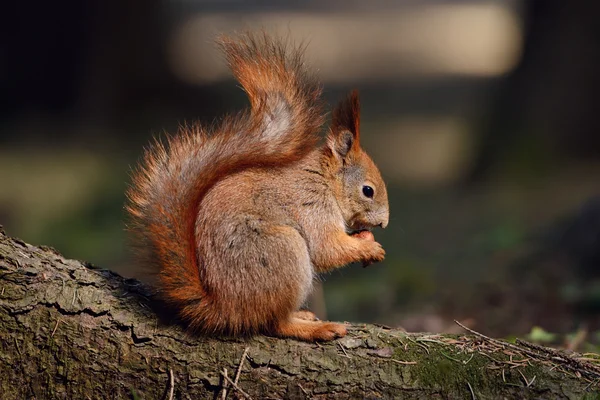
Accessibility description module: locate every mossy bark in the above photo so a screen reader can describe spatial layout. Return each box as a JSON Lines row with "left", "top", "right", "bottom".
{"left": 0, "top": 227, "right": 598, "bottom": 399}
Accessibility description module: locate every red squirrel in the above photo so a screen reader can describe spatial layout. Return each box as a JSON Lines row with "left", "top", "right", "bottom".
{"left": 126, "top": 32, "right": 389, "bottom": 341}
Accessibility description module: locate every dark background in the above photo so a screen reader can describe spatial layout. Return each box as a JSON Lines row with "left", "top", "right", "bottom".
{"left": 1, "top": 0, "right": 599, "bottom": 347}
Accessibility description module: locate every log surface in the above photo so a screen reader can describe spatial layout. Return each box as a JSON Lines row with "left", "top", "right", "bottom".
{"left": 0, "top": 226, "right": 598, "bottom": 399}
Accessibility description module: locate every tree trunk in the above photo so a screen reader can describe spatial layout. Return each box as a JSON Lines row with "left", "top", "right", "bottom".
{"left": 0, "top": 226, "right": 599, "bottom": 399}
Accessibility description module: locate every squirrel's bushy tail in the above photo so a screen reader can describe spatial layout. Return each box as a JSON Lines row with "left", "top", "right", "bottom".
{"left": 126, "top": 33, "right": 324, "bottom": 330}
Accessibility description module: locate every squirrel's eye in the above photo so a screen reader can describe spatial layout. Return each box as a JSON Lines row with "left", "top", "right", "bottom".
{"left": 362, "top": 185, "right": 374, "bottom": 198}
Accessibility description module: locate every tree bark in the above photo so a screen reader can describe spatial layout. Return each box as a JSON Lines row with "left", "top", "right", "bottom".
{"left": 0, "top": 226, "right": 599, "bottom": 399}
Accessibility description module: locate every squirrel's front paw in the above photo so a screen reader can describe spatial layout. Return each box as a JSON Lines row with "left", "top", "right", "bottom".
{"left": 362, "top": 241, "right": 385, "bottom": 267}
{"left": 352, "top": 230, "right": 375, "bottom": 241}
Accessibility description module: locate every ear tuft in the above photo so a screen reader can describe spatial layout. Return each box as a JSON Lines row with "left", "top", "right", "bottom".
{"left": 327, "top": 90, "right": 361, "bottom": 160}
{"left": 332, "top": 90, "right": 360, "bottom": 144}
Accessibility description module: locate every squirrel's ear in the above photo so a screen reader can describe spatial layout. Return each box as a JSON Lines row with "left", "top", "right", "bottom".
{"left": 327, "top": 90, "right": 361, "bottom": 159}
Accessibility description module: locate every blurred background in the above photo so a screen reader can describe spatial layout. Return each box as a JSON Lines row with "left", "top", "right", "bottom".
{"left": 2, "top": 0, "right": 599, "bottom": 348}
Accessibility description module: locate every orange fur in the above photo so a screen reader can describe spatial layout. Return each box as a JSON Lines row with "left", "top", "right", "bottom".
{"left": 126, "top": 32, "right": 389, "bottom": 341}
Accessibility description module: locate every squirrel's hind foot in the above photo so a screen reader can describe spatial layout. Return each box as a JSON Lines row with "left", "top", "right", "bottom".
{"left": 273, "top": 317, "right": 347, "bottom": 341}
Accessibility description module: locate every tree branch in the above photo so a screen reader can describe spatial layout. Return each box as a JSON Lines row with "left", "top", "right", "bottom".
{"left": 0, "top": 226, "right": 598, "bottom": 399}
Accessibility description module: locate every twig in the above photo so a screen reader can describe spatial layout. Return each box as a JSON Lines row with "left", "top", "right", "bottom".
{"left": 165, "top": 369, "right": 174, "bottom": 400}
{"left": 584, "top": 378, "right": 600, "bottom": 391}
{"left": 481, "top": 352, "right": 526, "bottom": 368}
{"left": 466, "top": 381, "right": 476, "bottom": 400}
{"left": 578, "top": 357, "right": 600, "bottom": 363}
{"left": 406, "top": 336, "right": 430, "bottom": 354}
{"left": 416, "top": 337, "right": 447, "bottom": 346}
{"left": 516, "top": 338, "right": 600, "bottom": 379}
{"left": 441, "top": 351, "right": 474, "bottom": 365}
{"left": 14, "top": 337, "right": 22, "bottom": 356}
{"left": 337, "top": 342, "right": 351, "bottom": 359}
{"left": 297, "top": 384, "right": 309, "bottom": 397}
{"left": 517, "top": 369, "right": 535, "bottom": 388}
{"left": 234, "top": 347, "right": 250, "bottom": 387}
{"left": 454, "top": 320, "right": 550, "bottom": 360}
{"left": 390, "top": 359, "right": 417, "bottom": 365}
{"left": 515, "top": 339, "right": 563, "bottom": 357}
{"left": 397, "top": 338, "right": 408, "bottom": 351}
{"left": 582, "top": 353, "right": 600, "bottom": 359}
{"left": 221, "top": 371, "right": 253, "bottom": 399}
{"left": 440, "top": 351, "right": 464, "bottom": 363}
{"left": 221, "top": 368, "right": 228, "bottom": 400}
{"left": 515, "top": 338, "right": 580, "bottom": 364}
{"left": 454, "top": 321, "right": 509, "bottom": 346}
{"left": 51, "top": 319, "right": 62, "bottom": 337}
{"left": 455, "top": 320, "right": 600, "bottom": 382}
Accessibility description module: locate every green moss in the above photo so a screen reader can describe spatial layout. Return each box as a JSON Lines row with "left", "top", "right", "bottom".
{"left": 409, "top": 342, "right": 499, "bottom": 397}
{"left": 582, "top": 393, "right": 600, "bottom": 400}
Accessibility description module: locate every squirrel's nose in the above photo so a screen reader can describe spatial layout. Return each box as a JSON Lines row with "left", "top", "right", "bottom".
{"left": 380, "top": 212, "right": 389, "bottom": 229}
{"left": 374, "top": 210, "right": 389, "bottom": 229}
{"left": 380, "top": 211, "right": 389, "bottom": 229}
